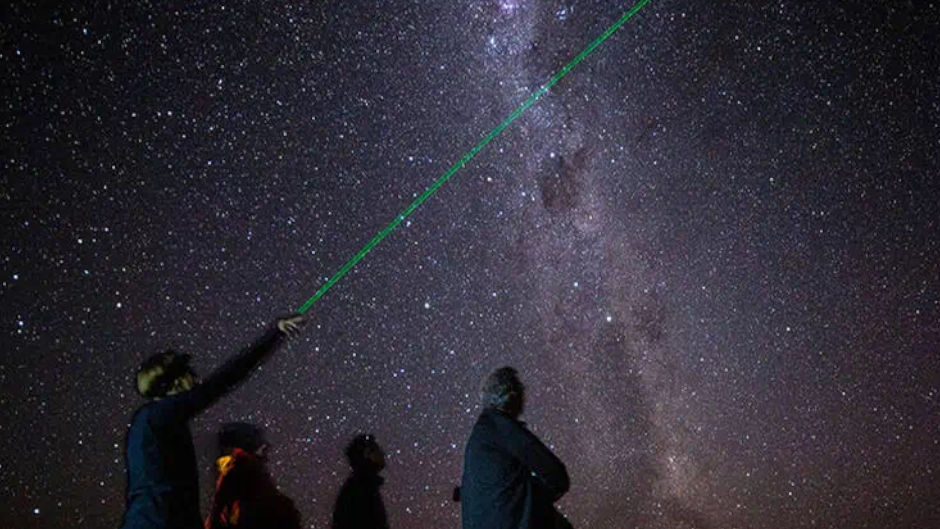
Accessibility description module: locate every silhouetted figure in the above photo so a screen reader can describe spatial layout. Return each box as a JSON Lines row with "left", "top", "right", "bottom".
{"left": 119, "top": 315, "right": 305, "bottom": 529}
{"left": 205, "top": 422, "right": 301, "bottom": 529}
{"left": 461, "top": 367, "right": 571, "bottom": 529}
{"left": 332, "top": 434, "right": 390, "bottom": 529}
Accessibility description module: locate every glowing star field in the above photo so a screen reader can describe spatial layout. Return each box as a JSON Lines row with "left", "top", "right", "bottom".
{"left": 1, "top": 2, "right": 938, "bottom": 528}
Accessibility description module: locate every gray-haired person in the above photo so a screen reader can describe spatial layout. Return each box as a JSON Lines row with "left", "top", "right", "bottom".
{"left": 460, "top": 367, "right": 571, "bottom": 529}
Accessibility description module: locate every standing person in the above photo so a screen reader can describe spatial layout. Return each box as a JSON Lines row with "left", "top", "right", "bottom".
{"left": 119, "top": 314, "right": 306, "bottom": 529}
{"left": 331, "top": 434, "right": 390, "bottom": 529}
{"left": 461, "top": 367, "right": 571, "bottom": 529}
{"left": 205, "top": 422, "right": 302, "bottom": 529}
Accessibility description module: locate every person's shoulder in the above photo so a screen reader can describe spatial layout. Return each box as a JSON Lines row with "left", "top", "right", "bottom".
{"left": 344, "top": 471, "right": 382, "bottom": 491}
{"left": 468, "top": 410, "right": 492, "bottom": 433}
{"left": 477, "top": 408, "right": 500, "bottom": 422}
{"left": 478, "top": 408, "right": 519, "bottom": 428}
{"left": 468, "top": 409, "right": 508, "bottom": 440}
{"left": 142, "top": 394, "right": 189, "bottom": 418}
{"left": 126, "top": 404, "right": 151, "bottom": 435}
{"left": 132, "top": 399, "right": 167, "bottom": 421}
{"left": 335, "top": 473, "right": 358, "bottom": 498}
{"left": 144, "top": 392, "right": 206, "bottom": 426}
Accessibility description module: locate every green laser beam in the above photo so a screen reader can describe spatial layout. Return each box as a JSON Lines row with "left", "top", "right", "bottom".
{"left": 297, "top": 0, "right": 650, "bottom": 314}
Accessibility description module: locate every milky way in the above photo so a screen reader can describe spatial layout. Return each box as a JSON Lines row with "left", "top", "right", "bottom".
{"left": 2, "top": 2, "right": 938, "bottom": 528}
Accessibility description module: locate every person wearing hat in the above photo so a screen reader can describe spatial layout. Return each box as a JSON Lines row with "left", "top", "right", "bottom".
{"left": 205, "top": 422, "right": 301, "bottom": 529}
{"left": 119, "top": 315, "right": 306, "bottom": 529}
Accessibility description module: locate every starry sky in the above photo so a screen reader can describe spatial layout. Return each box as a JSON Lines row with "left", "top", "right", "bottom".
{"left": 2, "top": 1, "right": 939, "bottom": 528}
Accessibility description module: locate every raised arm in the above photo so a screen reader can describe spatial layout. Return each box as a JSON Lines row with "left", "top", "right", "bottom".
{"left": 174, "top": 314, "right": 306, "bottom": 417}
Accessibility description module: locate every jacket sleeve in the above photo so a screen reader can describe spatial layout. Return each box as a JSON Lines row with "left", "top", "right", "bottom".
{"left": 499, "top": 417, "right": 570, "bottom": 500}
{"left": 173, "top": 327, "right": 284, "bottom": 418}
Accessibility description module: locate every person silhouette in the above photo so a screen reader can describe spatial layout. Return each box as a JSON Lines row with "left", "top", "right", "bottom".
{"left": 332, "top": 433, "right": 390, "bottom": 529}
{"left": 119, "top": 315, "right": 305, "bottom": 529}
{"left": 205, "top": 422, "right": 301, "bottom": 529}
{"left": 460, "top": 366, "right": 571, "bottom": 529}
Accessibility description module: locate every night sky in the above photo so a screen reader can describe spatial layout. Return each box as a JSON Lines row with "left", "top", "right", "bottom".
{"left": 2, "top": 1, "right": 939, "bottom": 528}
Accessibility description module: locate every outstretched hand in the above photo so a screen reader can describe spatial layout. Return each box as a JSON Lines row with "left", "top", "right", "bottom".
{"left": 276, "top": 313, "right": 307, "bottom": 336}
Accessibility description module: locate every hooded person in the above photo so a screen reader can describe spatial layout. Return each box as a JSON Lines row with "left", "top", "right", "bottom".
{"left": 331, "top": 434, "right": 390, "bottom": 529}
{"left": 460, "top": 366, "right": 571, "bottom": 529}
{"left": 204, "top": 422, "right": 302, "bottom": 529}
{"left": 119, "top": 314, "right": 305, "bottom": 529}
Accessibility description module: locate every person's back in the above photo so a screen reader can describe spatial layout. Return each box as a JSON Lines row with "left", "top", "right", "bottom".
{"left": 122, "top": 396, "right": 203, "bottom": 528}
{"left": 206, "top": 447, "right": 301, "bottom": 529}
{"left": 461, "top": 367, "right": 569, "bottom": 529}
{"left": 332, "top": 471, "right": 389, "bottom": 529}
{"left": 332, "top": 434, "right": 390, "bottom": 529}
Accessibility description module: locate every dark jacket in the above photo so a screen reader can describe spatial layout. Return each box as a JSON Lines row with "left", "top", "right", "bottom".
{"left": 120, "top": 328, "right": 284, "bottom": 529}
{"left": 332, "top": 471, "right": 389, "bottom": 529}
{"left": 206, "top": 449, "right": 302, "bottom": 529}
{"left": 461, "top": 409, "right": 570, "bottom": 529}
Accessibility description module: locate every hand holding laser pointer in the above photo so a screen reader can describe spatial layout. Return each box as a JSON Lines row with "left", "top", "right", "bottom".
{"left": 277, "top": 314, "right": 308, "bottom": 337}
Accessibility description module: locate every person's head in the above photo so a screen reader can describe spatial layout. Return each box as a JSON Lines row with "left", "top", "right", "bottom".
{"left": 218, "top": 422, "right": 269, "bottom": 459}
{"left": 481, "top": 366, "right": 525, "bottom": 418}
{"left": 345, "top": 433, "right": 385, "bottom": 473}
{"left": 136, "top": 350, "right": 197, "bottom": 399}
